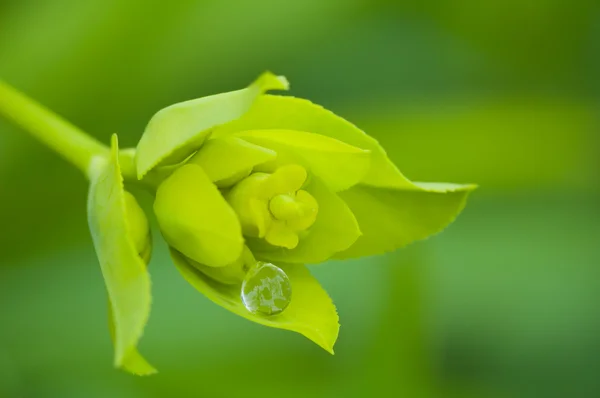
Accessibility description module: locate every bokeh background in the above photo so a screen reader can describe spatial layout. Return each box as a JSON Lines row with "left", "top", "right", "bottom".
{"left": 1, "top": 1, "right": 599, "bottom": 397}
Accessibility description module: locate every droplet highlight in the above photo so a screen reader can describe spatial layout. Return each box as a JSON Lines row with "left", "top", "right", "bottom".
{"left": 241, "top": 262, "right": 291, "bottom": 315}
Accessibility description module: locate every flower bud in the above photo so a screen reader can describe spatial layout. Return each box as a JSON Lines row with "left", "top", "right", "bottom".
{"left": 153, "top": 163, "right": 244, "bottom": 268}
{"left": 76, "top": 72, "right": 475, "bottom": 371}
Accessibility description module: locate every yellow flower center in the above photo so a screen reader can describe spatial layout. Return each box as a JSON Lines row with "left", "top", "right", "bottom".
{"left": 269, "top": 194, "right": 301, "bottom": 220}
{"left": 226, "top": 164, "right": 318, "bottom": 249}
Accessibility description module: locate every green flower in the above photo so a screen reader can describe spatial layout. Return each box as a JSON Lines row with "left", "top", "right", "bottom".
{"left": 0, "top": 73, "right": 475, "bottom": 375}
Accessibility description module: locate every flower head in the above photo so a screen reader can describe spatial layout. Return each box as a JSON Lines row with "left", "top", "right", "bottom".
{"left": 85, "top": 72, "right": 476, "bottom": 375}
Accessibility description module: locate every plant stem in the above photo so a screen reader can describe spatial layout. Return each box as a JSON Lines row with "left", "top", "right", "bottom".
{"left": 0, "top": 80, "right": 109, "bottom": 177}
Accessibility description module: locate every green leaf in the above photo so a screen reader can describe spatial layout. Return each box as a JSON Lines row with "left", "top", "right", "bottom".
{"left": 213, "top": 94, "right": 413, "bottom": 188}
{"left": 87, "top": 134, "right": 155, "bottom": 375}
{"left": 248, "top": 176, "right": 361, "bottom": 264}
{"left": 212, "top": 96, "right": 476, "bottom": 256}
{"left": 154, "top": 163, "right": 244, "bottom": 267}
{"left": 187, "top": 136, "right": 276, "bottom": 187}
{"left": 334, "top": 182, "right": 477, "bottom": 259}
{"left": 171, "top": 249, "right": 339, "bottom": 353}
{"left": 236, "top": 129, "right": 371, "bottom": 192}
{"left": 108, "top": 302, "right": 156, "bottom": 376}
{"left": 136, "top": 72, "right": 289, "bottom": 179}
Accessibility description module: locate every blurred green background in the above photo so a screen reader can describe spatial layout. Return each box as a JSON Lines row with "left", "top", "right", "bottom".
{"left": 1, "top": 1, "right": 599, "bottom": 397}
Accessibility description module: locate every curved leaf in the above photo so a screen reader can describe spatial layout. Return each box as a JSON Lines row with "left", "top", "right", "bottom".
{"left": 154, "top": 164, "right": 244, "bottom": 267}
{"left": 171, "top": 249, "right": 339, "bottom": 353}
{"left": 108, "top": 303, "right": 156, "bottom": 375}
{"left": 248, "top": 176, "right": 361, "bottom": 264}
{"left": 236, "top": 129, "right": 371, "bottom": 192}
{"left": 136, "top": 72, "right": 289, "bottom": 179}
{"left": 334, "top": 182, "right": 477, "bottom": 259}
{"left": 213, "top": 94, "right": 413, "bottom": 188}
{"left": 87, "top": 134, "right": 155, "bottom": 374}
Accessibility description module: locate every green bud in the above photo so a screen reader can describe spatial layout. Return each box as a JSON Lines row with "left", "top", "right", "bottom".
{"left": 122, "top": 72, "right": 476, "bottom": 367}
{"left": 154, "top": 164, "right": 244, "bottom": 267}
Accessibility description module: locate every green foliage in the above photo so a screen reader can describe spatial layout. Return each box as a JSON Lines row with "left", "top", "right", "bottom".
{"left": 0, "top": 72, "right": 473, "bottom": 375}
{"left": 0, "top": 1, "right": 597, "bottom": 395}
{"left": 172, "top": 249, "right": 339, "bottom": 353}
{"left": 136, "top": 72, "right": 289, "bottom": 179}
{"left": 235, "top": 129, "right": 371, "bottom": 192}
{"left": 213, "top": 95, "right": 412, "bottom": 188}
{"left": 336, "top": 183, "right": 473, "bottom": 258}
{"left": 212, "top": 95, "right": 476, "bottom": 261}
{"left": 87, "top": 135, "right": 155, "bottom": 374}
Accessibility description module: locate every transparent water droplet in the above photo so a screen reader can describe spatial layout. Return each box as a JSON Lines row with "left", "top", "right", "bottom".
{"left": 241, "top": 262, "right": 291, "bottom": 316}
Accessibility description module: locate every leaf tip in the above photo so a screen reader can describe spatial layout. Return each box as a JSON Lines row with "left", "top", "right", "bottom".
{"left": 255, "top": 71, "right": 289, "bottom": 92}
{"left": 110, "top": 133, "right": 119, "bottom": 148}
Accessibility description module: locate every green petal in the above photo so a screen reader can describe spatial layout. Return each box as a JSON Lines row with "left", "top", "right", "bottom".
{"left": 248, "top": 176, "right": 361, "bottom": 264}
{"left": 187, "top": 137, "right": 276, "bottom": 187}
{"left": 334, "top": 182, "right": 477, "bottom": 259}
{"left": 171, "top": 249, "right": 339, "bottom": 353}
{"left": 154, "top": 163, "right": 244, "bottom": 267}
{"left": 236, "top": 129, "right": 371, "bottom": 192}
{"left": 87, "top": 134, "right": 155, "bottom": 374}
{"left": 213, "top": 95, "right": 412, "bottom": 188}
{"left": 136, "top": 72, "right": 289, "bottom": 179}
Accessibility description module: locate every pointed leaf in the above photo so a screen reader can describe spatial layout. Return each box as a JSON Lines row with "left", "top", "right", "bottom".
{"left": 171, "top": 249, "right": 339, "bottom": 353}
{"left": 248, "top": 176, "right": 361, "bottom": 264}
{"left": 136, "top": 73, "right": 289, "bottom": 179}
{"left": 108, "top": 302, "right": 156, "bottom": 375}
{"left": 87, "top": 134, "right": 154, "bottom": 374}
{"left": 213, "top": 94, "right": 412, "bottom": 188}
{"left": 154, "top": 163, "right": 244, "bottom": 267}
{"left": 334, "top": 182, "right": 477, "bottom": 259}
{"left": 236, "top": 129, "right": 371, "bottom": 192}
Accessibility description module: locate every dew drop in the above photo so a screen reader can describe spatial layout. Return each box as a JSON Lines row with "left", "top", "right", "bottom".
{"left": 241, "top": 262, "right": 291, "bottom": 316}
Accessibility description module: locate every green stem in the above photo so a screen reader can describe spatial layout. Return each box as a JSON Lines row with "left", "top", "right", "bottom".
{"left": 0, "top": 80, "right": 109, "bottom": 177}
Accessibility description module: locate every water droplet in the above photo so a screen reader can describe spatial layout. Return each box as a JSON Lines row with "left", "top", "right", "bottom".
{"left": 241, "top": 262, "right": 291, "bottom": 316}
